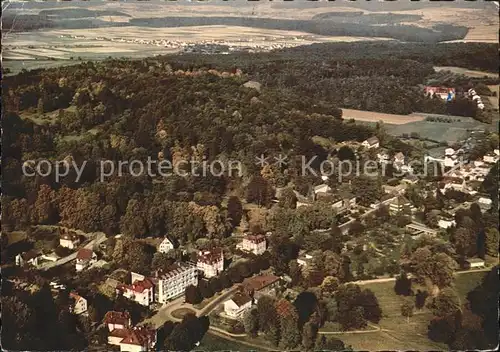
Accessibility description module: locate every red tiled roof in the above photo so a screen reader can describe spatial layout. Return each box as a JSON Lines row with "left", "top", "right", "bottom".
{"left": 197, "top": 248, "right": 223, "bottom": 265}
{"left": 103, "top": 311, "right": 131, "bottom": 326}
{"left": 230, "top": 292, "right": 252, "bottom": 307}
{"left": 120, "top": 327, "right": 156, "bottom": 347}
{"left": 246, "top": 235, "right": 266, "bottom": 244}
{"left": 119, "top": 279, "right": 154, "bottom": 293}
{"left": 76, "top": 248, "right": 94, "bottom": 260}
{"left": 109, "top": 328, "right": 130, "bottom": 339}
{"left": 242, "top": 275, "right": 279, "bottom": 292}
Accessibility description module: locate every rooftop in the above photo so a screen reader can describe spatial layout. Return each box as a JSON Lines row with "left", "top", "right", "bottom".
{"left": 103, "top": 311, "right": 131, "bottom": 326}
{"left": 76, "top": 248, "right": 94, "bottom": 261}
{"left": 229, "top": 292, "right": 252, "bottom": 307}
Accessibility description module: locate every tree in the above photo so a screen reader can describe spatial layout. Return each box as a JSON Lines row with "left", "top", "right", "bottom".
{"left": 340, "top": 306, "right": 366, "bottom": 331}
{"left": 119, "top": 199, "right": 147, "bottom": 238}
{"left": 485, "top": 228, "right": 499, "bottom": 256}
{"left": 401, "top": 298, "right": 415, "bottom": 323}
{"left": 279, "top": 306, "right": 300, "bottom": 349}
{"left": 151, "top": 252, "right": 174, "bottom": 271}
{"left": 357, "top": 289, "right": 382, "bottom": 324}
{"left": 208, "top": 277, "right": 222, "bottom": 293}
{"left": 409, "top": 247, "right": 456, "bottom": 290}
{"left": 185, "top": 285, "right": 202, "bottom": 305}
{"left": 198, "top": 280, "right": 214, "bottom": 299}
{"left": 278, "top": 187, "right": 298, "bottom": 209}
{"left": 302, "top": 320, "right": 318, "bottom": 351}
{"left": 415, "top": 289, "right": 429, "bottom": 310}
{"left": 227, "top": 196, "right": 243, "bottom": 228}
{"left": 427, "top": 311, "right": 461, "bottom": 344}
{"left": 351, "top": 175, "right": 382, "bottom": 206}
{"left": 243, "top": 309, "right": 259, "bottom": 337}
{"left": 321, "top": 276, "right": 340, "bottom": 295}
{"left": 394, "top": 272, "right": 412, "bottom": 296}
{"left": 427, "top": 288, "right": 461, "bottom": 318}
{"left": 246, "top": 175, "right": 274, "bottom": 207}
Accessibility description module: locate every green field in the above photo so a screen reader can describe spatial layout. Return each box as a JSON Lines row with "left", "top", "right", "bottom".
{"left": 339, "top": 271, "right": 488, "bottom": 350}
{"left": 196, "top": 333, "right": 260, "bottom": 352}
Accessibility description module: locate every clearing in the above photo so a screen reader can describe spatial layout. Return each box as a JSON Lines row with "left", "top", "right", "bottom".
{"left": 434, "top": 66, "right": 498, "bottom": 78}
{"left": 339, "top": 270, "right": 488, "bottom": 350}
{"left": 342, "top": 108, "right": 425, "bottom": 125}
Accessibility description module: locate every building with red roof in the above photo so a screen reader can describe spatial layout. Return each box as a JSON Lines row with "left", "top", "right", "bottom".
{"left": 75, "top": 248, "right": 97, "bottom": 272}
{"left": 108, "top": 326, "right": 157, "bottom": 352}
{"left": 197, "top": 248, "right": 224, "bottom": 278}
{"left": 103, "top": 311, "right": 131, "bottom": 332}
{"left": 117, "top": 273, "right": 154, "bottom": 307}
{"left": 237, "top": 234, "right": 267, "bottom": 255}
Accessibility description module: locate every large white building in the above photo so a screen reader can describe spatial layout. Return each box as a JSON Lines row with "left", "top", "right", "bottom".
{"left": 154, "top": 263, "right": 198, "bottom": 304}
{"left": 197, "top": 248, "right": 224, "bottom": 278}
{"left": 237, "top": 234, "right": 266, "bottom": 255}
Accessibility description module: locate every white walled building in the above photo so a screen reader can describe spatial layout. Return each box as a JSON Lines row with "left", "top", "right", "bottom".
{"left": 197, "top": 248, "right": 224, "bottom": 278}
{"left": 362, "top": 136, "right": 380, "bottom": 149}
{"left": 154, "top": 263, "right": 198, "bottom": 303}
{"left": 118, "top": 273, "right": 155, "bottom": 307}
{"left": 59, "top": 230, "right": 80, "bottom": 249}
{"left": 223, "top": 292, "right": 253, "bottom": 319}
{"left": 69, "top": 292, "right": 88, "bottom": 315}
{"left": 237, "top": 234, "right": 267, "bottom": 255}
{"left": 75, "top": 249, "right": 97, "bottom": 272}
{"left": 157, "top": 238, "right": 174, "bottom": 254}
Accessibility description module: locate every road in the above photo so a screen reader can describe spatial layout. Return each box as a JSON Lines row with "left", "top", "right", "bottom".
{"left": 39, "top": 232, "right": 107, "bottom": 271}
{"left": 143, "top": 284, "right": 240, "bottom": 328}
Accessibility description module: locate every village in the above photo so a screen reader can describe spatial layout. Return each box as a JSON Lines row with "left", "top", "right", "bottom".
{"left": 6, "top": 120, "right": 498, "bottom": 351}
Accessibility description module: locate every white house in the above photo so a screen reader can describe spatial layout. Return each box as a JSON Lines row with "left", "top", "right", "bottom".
{"left": 15, "top": 250, "right": 40, "bottom": 267}
{"left": 438, "top": 219, "right": 456, "bottom": 229}
{"left": 237, "top": 234, "right": 267, "bottom": 255}
{"left": 478, "top": 197, "right": 492, "bottom": 210}
{"left": 70, "top": 292, "right": 88, "bottom": 315}
{"left": 223, "top": 292, "right": 253, "bottom": 319}
{"left": 377, "top": 152, "right": 390, "bottom": 164}
{"left": 157, "top": 238, "right": 174, "bottom": 254}
{"left": 297, "top": 253, "right": 314, "bottom": 267}
{"left": 313, "top": 183, "right": 331, "bottom": 195}
{"left": 75, "top": 248, "right": 97, "bottom": 272}
{"left": 393, "top": 152, "right": 405, "bottom": 167}
{"left": 118, "top": 273, "right": 155, "bottom": 307}
{"left": 197, "top": 248, "right": 224, "bottom": 278}
{"left": 465, "top": 258, "right": 485, "bottom": 269}
{"left": 388, "top": 195, "right": 416, "bottom": 214}
{"left": 104, "top": 311, "right": 132, "bottom": 332}
{"left": 154, "top": 263, "right": 198, "bottom": 303}
{"left": 483, "top": 153, "right": 499, "bottom": 164}
{"left": 59, "top": 230, "right": 80, "bottom": 249}
{"left": 362, "top": 136, "right": 380, "bottom": 149}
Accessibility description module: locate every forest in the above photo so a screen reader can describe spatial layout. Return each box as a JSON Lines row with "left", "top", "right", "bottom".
{"left": 2, "top": 41, "right": 498, "bottom": 239}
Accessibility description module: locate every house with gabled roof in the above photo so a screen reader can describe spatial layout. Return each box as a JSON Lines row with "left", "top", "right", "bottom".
{"left": 223, "top": 292, "right": 253, "bottom": 319}
{"left": 104, "top": 311, "right": 131, "bottom": 332}
{"left": 362, "top": 136, "right": 380, "bottom": 149}
{"left": 108, "top": 326, "right": 157, "bottom": 352}
{"left": 197, "top": 248, "right": 224, "bottom": 278}
{"left": 15, "top": 250, "right": 40, "bottom": 267}
{"left": 69, "top": 292, "right": 88, "bottom": 315}
{"left": 76, "top": 248, "right": 97, "bottom": 272}
{"left": 117, "top": 272, "right": 155, "bottom": 307}
{"left": 59, "top": 229, "right": 80, "bottom": 249}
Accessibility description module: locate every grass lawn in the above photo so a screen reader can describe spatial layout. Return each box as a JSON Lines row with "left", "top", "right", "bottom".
{"left": 196, "top": 333, "right": 259, "bottom": 352}
{"left": 454, "top": 270, "right": 487, "bottom": 299}
{"left": 6, "top": 231, "right": 27, "bottom": 245}
{"left": 171, "top": 307, "right": 196, "bottom": 320}
{"left": 340, "top": 271, "right": 489, "bottom": 350}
